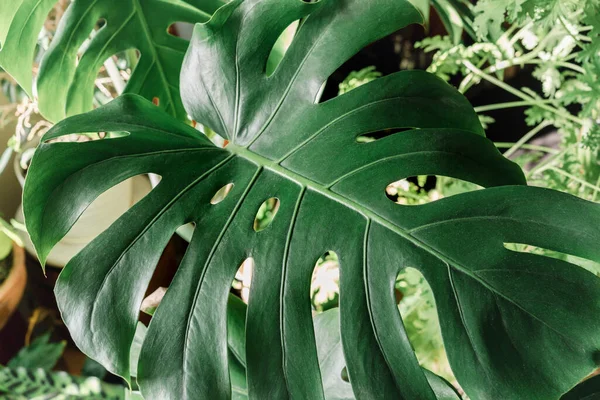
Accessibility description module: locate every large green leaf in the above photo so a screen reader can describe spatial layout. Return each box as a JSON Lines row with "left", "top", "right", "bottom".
{"left": 0, "top": 0, "right": 221, "bottom": 122}
{"left": 22, "top": 0, "right": 600, "bottom": 399}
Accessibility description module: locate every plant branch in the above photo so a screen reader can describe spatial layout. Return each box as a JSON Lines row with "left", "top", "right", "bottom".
{"left": 503, "top": 121, "right": 552, "bottom": 158}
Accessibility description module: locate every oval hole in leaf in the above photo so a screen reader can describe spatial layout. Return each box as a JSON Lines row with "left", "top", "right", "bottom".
{"left": 396, "top": 267, "right": 455, "bottom": 382}
{"left": 503, "top": 243, "right": 600, "bottom": 275}
{"left": 253, "top": 198, "right": 280, "bottom": 232}
{"left": 318, "top": 65, "right": 382, "bottom": 104}
{"left": 266, "top": 21, "right": 299, "bottom": 76}
{"left": 139, "top": 222, "right": 195, "bottom": 318}
{"left": 168, "top": 22, "right": 194, "bottom": 40}
{"left": 232, "top": 257, "right": 254, "bottom": 303}
{"left": 355, "top": 127, "right": 419, "bottom": 143}
{"left": 386, "top": 176, "right": 482, "bottom": 206}
{"left": 76, "top": 18, "right": 107, "bottom": 54}
{"left": 340, "top": 367, "right": 349, "bottom": 382}
{"left": 210, "top": 183, "right": 234, "bottom": 205}
{"left": 311, "top": 251, "right": 340, "bottom": 312}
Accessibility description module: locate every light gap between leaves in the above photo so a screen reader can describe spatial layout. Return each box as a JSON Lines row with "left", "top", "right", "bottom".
{"left": 266, "top": 20, "right": 300, "bottom": 77}
{"left": 386, "top": 176, "right": 482, "bottom": 206}
{"left": 139, "top": 223, "right": 195, "bottom": 320}
{"left": 311, "top": 251, "right": 340, "bottom": 313}
{"left": 396, "top": 267, "right": 455, "bottom": 382}
{"left": 355, "top": 127, "right": 419, "bottom": 143}
{"left": 211, "top": 183, "right": 235, "bottom": 205}
{"left": 503, "top": 243, "right": 600, "bottom": 275}
{"left": 233, "top": 257, "right": 254, "bottom": 304}
{"left": 168, "top": 22, "right": 194, "bottom": 40}
{"left": 253, "top": 198, "right": 280, "bottom": 232}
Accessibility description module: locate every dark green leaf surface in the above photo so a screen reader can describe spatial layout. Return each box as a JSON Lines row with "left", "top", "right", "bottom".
{"left": 23, "top": 0, "right": 600, "bottom": 399}
{"left": 0, "top": 0, "right": 219, "bottom": 121}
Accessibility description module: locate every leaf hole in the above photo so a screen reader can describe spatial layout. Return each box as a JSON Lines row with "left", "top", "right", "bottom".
{"left": 266, "top": 21, "right": 299, "bottom": 77}
{"left": 396, "top": 268, "right": 454, "bottom": 381}
{"left": 76, "top": 18, "right": 107, "bottom": 56}
{"left": 317, "top": 64, "right": 383, "bottom": 104}
{"left": 210, "top": 183, "right": 234, "bottom": 205}
{"left": 168, "top": 22, "right": 195, "bottom": 40}
{"left": 42, "top": 130, "right": 131, "bottom": 144}
{"left": 253, "top": 198, "right": 280, "bottom": 232}
{"left": 386, "top": 176, "right": 481, "bottom": 206}
{"left": 152, "top": 97, "right": 160, "bottom": 106}
{"left": 356, "top": 127, "right": 419, "bottom": 143}
{"left": 73, "top": 18, "right": 133, "bottom": 100}
{"left": 340, "top": 367, "right": 349, "bottom": 382}
{"left": 310, "top": 251, "right": 340, "bottom": 312}
{"left": 139, "top": 224, "right": 195, "bottom": 324}
{"left": 503, "top": 243, "right": 600, "bottom": 275}
{"left": 232, "top": 257, "right": 254, "bottom": 303}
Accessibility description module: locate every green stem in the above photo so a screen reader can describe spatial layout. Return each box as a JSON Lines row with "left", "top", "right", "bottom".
{"left": 548, "top": 167, "right": 600, "bottom": 192}
{"left": 503, "top": 122, "right": 551, "bottom": 158}
{"left": 494, "top": 143, "right": 559, "bottom": 154}
{"left": 463, "top": 61, "right": 586, "bottom": 126}
{"left": 558, "top": 16, "right": 586, "bottom": 48}
{"left": 474, "top": 100, "right": 553, "bottom": 112}
{"left": 527, "top": 147, "right": 569, "bottom": 178}
{"left": 523, "top": 60, "right": 586, "bottom": 74}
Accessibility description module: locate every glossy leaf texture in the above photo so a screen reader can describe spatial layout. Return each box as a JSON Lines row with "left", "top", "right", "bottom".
{"left": 23, "top": 0, "right": 600, "bottom": 399}
{"left": 0, "top": 0, "right": 223, "bottom": 122}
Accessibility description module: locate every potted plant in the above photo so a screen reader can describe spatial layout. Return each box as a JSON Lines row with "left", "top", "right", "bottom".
{"left": 2, "top": 0, "right": 600, "bottom": 399}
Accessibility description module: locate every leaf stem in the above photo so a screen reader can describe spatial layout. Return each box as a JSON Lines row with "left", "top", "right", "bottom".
{"left": 503, "top": 121, "right": 552, "bottom": 158}
{"left": 548, "top": 167, "right": 600, "bottom": 192}
{"left": 526, "top": 147, "right": 570, "bottom": 178}
{"left": 474, "top": 100, "right": 554, "bottom": 112}
{"left": 463, "top": 61, "right": 585, "bottom": 126}
{"left": 494, "top": 142, "right": 559, "bottom": 154}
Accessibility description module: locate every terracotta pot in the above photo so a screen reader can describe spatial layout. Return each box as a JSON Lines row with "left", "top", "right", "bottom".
{"left": 0, "top": 243, "right": 26, "bottom": 329}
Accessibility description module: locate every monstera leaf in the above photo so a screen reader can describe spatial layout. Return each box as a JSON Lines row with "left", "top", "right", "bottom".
{"left": 23, "top": 0, "right": 600, "bottom": 399}
{"left": 0, "top": 0, "right": 222, "bottom": 122}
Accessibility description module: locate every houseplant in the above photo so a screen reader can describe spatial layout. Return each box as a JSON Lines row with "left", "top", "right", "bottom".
{"left": 1, "top": 0, "right": 600, "bottom": 399}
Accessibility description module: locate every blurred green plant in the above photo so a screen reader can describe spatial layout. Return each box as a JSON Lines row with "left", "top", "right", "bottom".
{"left": 417, "top": 0, "right": 600, "bottom": 203}
{"left": 0, "top": 332, "right": 139, "bottom": 400}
